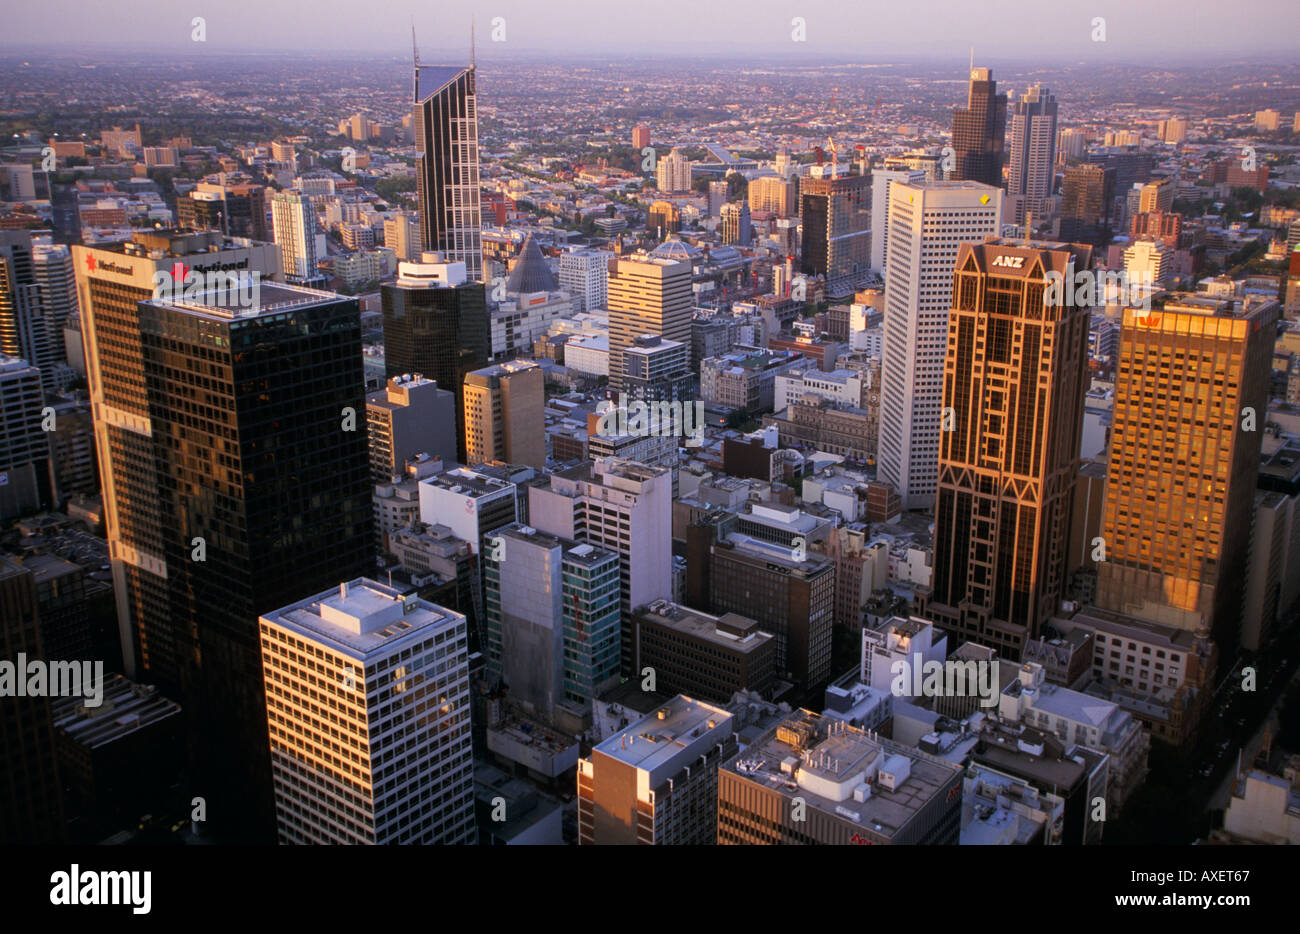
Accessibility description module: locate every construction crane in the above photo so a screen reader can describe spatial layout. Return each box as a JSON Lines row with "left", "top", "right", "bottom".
{"left": 826, "top": 136, "right": 838, "bottom": 170}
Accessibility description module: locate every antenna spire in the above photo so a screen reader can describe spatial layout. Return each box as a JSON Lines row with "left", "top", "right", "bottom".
{"left": 471, "top": 15, "right": 476, "bottom": 69}
{"left": 969, "top": 47, "right": 974, "bottom": 71}
{"left": 412, "top": 19, "right": 420, "bottom": 67}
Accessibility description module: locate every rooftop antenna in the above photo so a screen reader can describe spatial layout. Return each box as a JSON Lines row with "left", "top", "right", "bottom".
{"left": 969, "top": 47, "right": 975, "bottom": 72}
{"left": 471, "top": 15, "right": 476, "bottom": 70}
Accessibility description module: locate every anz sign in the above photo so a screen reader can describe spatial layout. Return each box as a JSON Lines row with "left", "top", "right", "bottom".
{"left": 990, "top": 255, "right": 1025, "bottom": 269}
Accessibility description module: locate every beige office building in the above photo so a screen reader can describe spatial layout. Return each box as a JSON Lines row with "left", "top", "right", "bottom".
{"left": 463, "top": 359, "right": 545, "bottom": 469}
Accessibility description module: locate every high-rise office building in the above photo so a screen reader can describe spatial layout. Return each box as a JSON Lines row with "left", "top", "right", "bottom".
{"left": 381, "top": 254, "right": 489, "bottom": 463}
{"left": 0, "top": 232, "right": 42, "bottom": 381}
{"left": 0, "top": 556, "right": 65, "bottom": 844}
{"left": 270, "top": 190, "right": 318, "bottom": 281}
{"left": 177, "top": 182, "right": 269, "bottom": 241}
{"left": 606, "top": 255, "right": 692, "bottom": 395}
{"left": 1006, "top": 85, "right": 1059, "bottom": 226}
{"left": 950, "top": 67, "right": 1007, "bottom": 187}
{"left": 1137, "top": 178, "right": 1173, "bottom": 214}
{"left": 463, "top": 359, "right": 545, "bottom": 469}
{"left": 557, "top": 251, "right": 608, "bottom": 315}
{"left": 798, "top": 171, "right": 870, "bottom": 281}
{"left": 1057, "top": 127, "right": 1087, "bottom": 163}
{"left": 706, "top": 532, "right": 834, "bottom": 688}
{"left": 656, "top": 148, "right": 691, "bottom": 193}
{"left": 878, "top": 180, "right": 1002, "bottom": 511}
{"left": 0, "top": 354, "right": 49, "bottom": 521}
{"left": 413, "top": 60, "right": 483, "bottom": 281}
{"left": 926, "top": 241, "right": 1093, "bottom": 656}
{"left": 721, "top": 200, "right": 752, "bottom": 246}
{"left": 383, "top": 213, "right": 422, "bottom": 263}
{"left": 1097, "top": 295, "right": 1279, "bottom": 651}
{"left": 366, "top": 373, "right": 457, "bottom": 483}
{"left": 1159, "top": 117, "right": 1188, "bottom": 144}
{"left": 869, "top": 167, "right": 924, "bottom": 275}
{"left": 647, "top": 200, "right": 681, "bottom": 237}
{"left": 259, "top": 578, "right": 474, "bottom": 844}
{"left": 631, "top": 601, "right": 776, "bottom": 703}
{"left": 483, "top": 523, "right": 621, "bottom": 719}
{"left": 708, "top": 180, "right": 729, "bottom": 217}
{"left": 417, "top": 464, "right": 521, "bottom": 643}
{"left": 748, "top": 175, "right": 797, "bottom": 217}
{"left": 75, "top": 231, "right": 371, "bottom": 839}
{"left": 578, "top": 695, "right": 735, "bottom": 845}
{"left": 1058, "top": 163, "right": 1115, "bottom": 247}
{"left": 529, "top": 458, "right": 672, "bottom": 676}
{"left": 30, "top": 239, "right": 77, "bottom": 389}
{"left": 620, "top": 333, "right": 693, "bottom": 405}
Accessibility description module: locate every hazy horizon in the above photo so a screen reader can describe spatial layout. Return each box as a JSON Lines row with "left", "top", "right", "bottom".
{"left": 3, "top": 0, "right": 1298, "bottom": 61}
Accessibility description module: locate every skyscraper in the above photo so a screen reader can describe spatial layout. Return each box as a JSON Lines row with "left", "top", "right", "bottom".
{"left": 950, "top": 67, "right": 1007, "bottom": 187}
{"left": 381, "top": 254, "right": 489, "bottom": 463}
{"left": 1058, "top": 164, "right": 1116, "bottom": 247}
{"left": 878, "top": 180, "right": 1002, "bottom": 511}
{"left": 413, "top": 59, "right": 483, "bottom": 281}
{"left": 1096, "top": 295, "right": 1278, "bottom": 651}
{"left": 529, "top": 458, "right": 672, "bottom": 677}
{"left": 366, "top": 373, "right": 457, "bottom": 483}
{"left": 557, "top": 251, "right": 608, "bottom": 315}
{"left": 606, "top": 255, "right": 692, "bottom": 395}
{"left": 1006, "top": 85, "right": 1059, "bottom": 226}
{"left": 656, "top": 148, "right": 691, "bottom": 193}
{"left": 75, "top": 231, "right": 371, "bottom": 839}
{"left": 462, "top": 359, "right": 546, "bottom": 469}
{"left": 0, "top": 231, "right": 42, "bottom": 379}
{"left": 798, "top": 171, "right": 870, "bottom": 282}
{"left": 926, "top": 241, "right": 1093, "bottom": 655}
{"left": 0, "top": 556, "right": 65, "bottom": 844}
{"left": 270, "top": 190, "right": 318, "bottom": 281}
{"left": 747, "top": 175, "right": 797, "bottom": 217}
{"left": 869, "top": 166, "right": 924, "bottom": 275}
{"left": 259, "top": 578, "right": 475, "bottom": 844}
{"left": 482, "top": 523, "right": 621, "bottom": 721}
{"left": 0, "top": 354, "right": 49, "bottom": 521}
{"left": 30, "top": 239, "right": 77, "bottom": 387}
{"left": 721, "top": 200, "right": 752, "bottom": 246}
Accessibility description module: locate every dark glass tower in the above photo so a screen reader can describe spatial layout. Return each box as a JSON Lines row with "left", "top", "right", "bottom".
{"left": 926, "top": 240, "right": 1092, "bottom": 657}
{"left": 951, "top": 67, "right": 1007, "bottom": 188}
{"left": 382, "top": 259, "right": 489, "bottom": 464}
{"left": 413, "top": 61, "right": 483, "bottom": 281}
{"left": 0, "top": 557, "right": 65, "bottom": 844}
{"left": 77, "top": 233, "right": 372, "bottom": 841}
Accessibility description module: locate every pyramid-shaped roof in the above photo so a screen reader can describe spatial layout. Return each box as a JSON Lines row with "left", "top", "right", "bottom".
{"left": 505, "top": 234, "right": 558, "bottom": 293}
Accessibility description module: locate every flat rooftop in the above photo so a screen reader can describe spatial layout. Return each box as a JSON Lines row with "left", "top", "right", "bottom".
{"left": 420, "top": 467, "right": 518, "bottom": 499}
{"left": 636, "top": 600, "right": 771, "bottom": 651}
{"left": 724, "top": 710, "right": 962, "bottom": 838}
{"left": 593, "top": 695, "right": 732, "bottom": 776}
{"left": 144, "top": 280, "right": 349, "bottom": 322}
{"left": 262, "top": 578, "right": 463, "bottom": 661}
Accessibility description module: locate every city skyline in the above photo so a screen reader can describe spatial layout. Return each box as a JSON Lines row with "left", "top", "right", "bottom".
{"left": 2, "top": 0, "right": 1300, "bottom": 869}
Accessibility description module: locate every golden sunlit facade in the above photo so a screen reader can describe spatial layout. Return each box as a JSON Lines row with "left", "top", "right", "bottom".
{"left": 1096, "top": 297, "right": 1278, "bottom": 650}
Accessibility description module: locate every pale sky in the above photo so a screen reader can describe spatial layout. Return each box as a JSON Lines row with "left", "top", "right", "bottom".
{"left": 4, "top": 0, "right": 1298, "bottom": 60}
